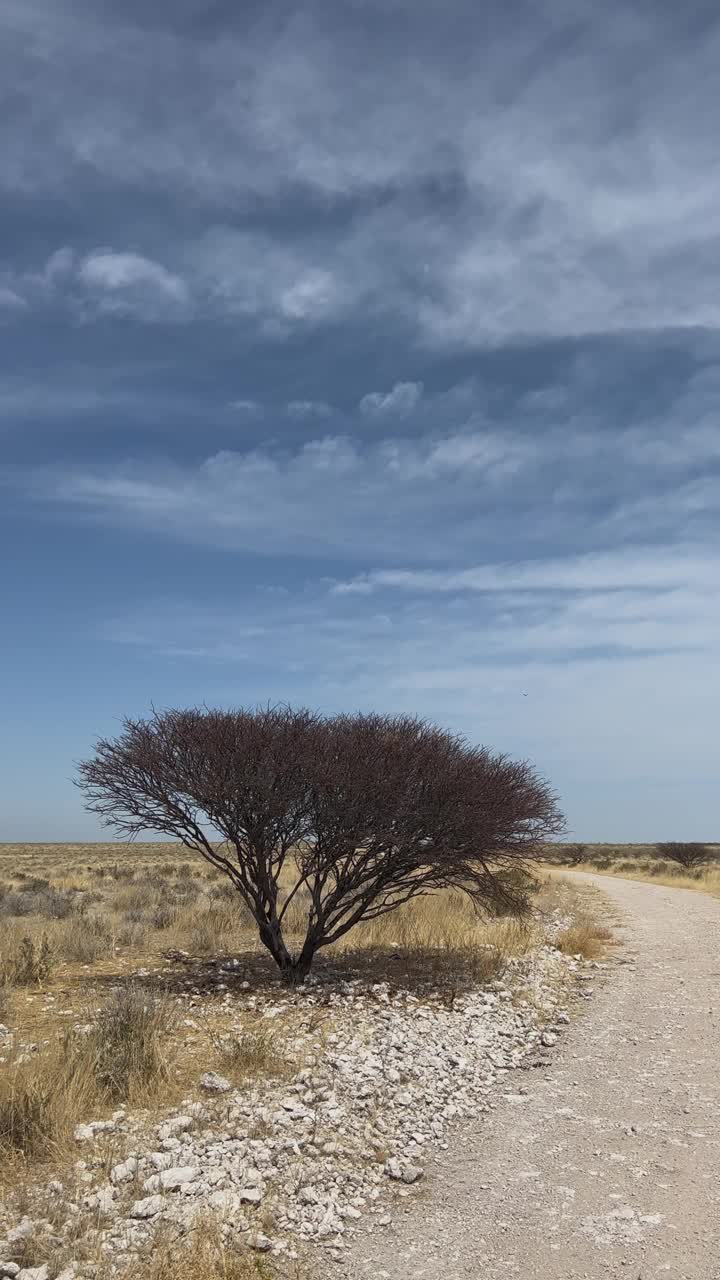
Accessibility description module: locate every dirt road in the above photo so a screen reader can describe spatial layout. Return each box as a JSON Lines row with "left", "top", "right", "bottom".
{"left": 344, "top": 875, "right": 720, "bottom": 1280}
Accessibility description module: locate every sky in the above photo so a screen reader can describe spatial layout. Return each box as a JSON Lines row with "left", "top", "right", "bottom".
{"left": 1, "top": 0, "right": 719, "bottom": 842}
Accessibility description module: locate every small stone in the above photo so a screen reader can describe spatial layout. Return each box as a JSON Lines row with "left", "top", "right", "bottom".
{"left": 17, "top": 1269, "right": 49, "bottom": 1280}
{"left": 156, "top": 1115, "right": 193, "bottom": 1140}
{"left": 143, "top": 1166, "right": 197, "bottom": 1193}
{"left": 0, "top": 1265, "right": 20, "bottom": 1279}
{"left": 384, "top": 1157, "right": 422, "bottom": 1184}
{"left": 147, "top": 1151, "right": 175, "bottom": 1171}
{"left": 7, "top": 1222, "right": 36, "bottom": 1247}
{"left": 110, "top": 1158, "right": 138, "bottom": 1185}
{"left": 200, "top": 1071, "right": 232, "bottom": 1094}
{"left": 129, "top": 1195, "right": 165, "bottom": 1220}
{"left": 237, "top": 1186, "right": 263, "bottom": 1205}
{"left": 541, "top": 1030, "right": 558, "bottom": 1048}
{"left": 85, "top": 1186, "right": 116, "bottom": 1215}
{"left": 249, "top": 1234, "right": 272, "bottom": 1252}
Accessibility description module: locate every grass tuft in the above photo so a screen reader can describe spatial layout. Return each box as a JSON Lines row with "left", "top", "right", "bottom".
{"left": 554, "top": 918, "right": 613, "bottom": 959}
{"left": 77, "top": 984, "right": 175, "bottom": 1103}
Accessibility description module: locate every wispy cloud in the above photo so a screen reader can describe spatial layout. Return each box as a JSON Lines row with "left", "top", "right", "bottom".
{"left": 0, "top": 286, "right": 27, "bottom": 311}
{"left": 6, "top": 400, "right": 720, "bottom": 561}
{"left": 359, "top": 381, "right": 424, "bottom": 417}
{"left": 286, "top": 400, "right": 333, "bottom": 418}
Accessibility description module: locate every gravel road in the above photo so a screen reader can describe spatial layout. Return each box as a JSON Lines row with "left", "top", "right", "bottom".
{"left": 344, "top": 874, "right": 720, "bottom": 1280}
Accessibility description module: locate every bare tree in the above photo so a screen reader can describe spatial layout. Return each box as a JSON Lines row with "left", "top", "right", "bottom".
{"left": 654, "top": 841, "right": 709, "bottom": 870}
{"left": 557, "top": 842, "right": 587, "bottom": 867}
{"left": 77, "top": 706, "right": 564, "bottom": 983}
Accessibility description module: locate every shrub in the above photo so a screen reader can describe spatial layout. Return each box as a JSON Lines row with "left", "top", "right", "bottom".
{"left": 55, "top": 914, "right": 114, "bottom": 965}
{"left": 77, "top": 985, "right": 174, "bottom": 1102}
{"left": 78, "top": 705, "right": 563, "bottom": 982}
{"left": 654, "top": 842, "right": 709, "bottom": 870}
{"left": 557, "top": 843, "right": 587, "bottom": 867}
{"left": 0, "top": 1041, "right": 96, "bottom": 1161}
{"left": 0, "top": 934, "right": 54, "bottom": 987}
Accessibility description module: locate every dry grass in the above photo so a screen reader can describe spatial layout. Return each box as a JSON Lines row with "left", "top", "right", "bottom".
{"left": 548, "top": 846, "right": 720, "bottom": 899}
{"left": 0, "top": 840, "right": 608, "bottom": 1190}
{"left": 113, "top": 1216, "right": 281, "bottom": 1280}
{"left": 209, "top": 1025, "right": 294, "bottom": 1084}
{"left": 0, "top": 1038, "right": 98, "bottom": 1162}
{"left": 554, "top": 917, "right": 614, "bottom": 960}
{"left": 0, "top": 985, "right": 175, "bottom": 1172}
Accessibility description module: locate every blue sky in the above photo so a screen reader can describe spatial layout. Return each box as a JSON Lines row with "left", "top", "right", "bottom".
{"left": 1, "top": 0, "right": 719, "bottom": 842}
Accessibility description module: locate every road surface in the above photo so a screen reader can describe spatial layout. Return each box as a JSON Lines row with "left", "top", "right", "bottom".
{"left": 344, "top": 874, "right": 720, "bottom": 1280}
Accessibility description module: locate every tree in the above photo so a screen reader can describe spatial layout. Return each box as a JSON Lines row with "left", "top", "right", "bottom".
{"left": 654, "top": 841, "right": 709, "bottom": 870}
{"left": 77, "top": 706, "right": 564, "bottom": 983}
{"left": 558, "top": 842, "right": 587, "bottom": 867}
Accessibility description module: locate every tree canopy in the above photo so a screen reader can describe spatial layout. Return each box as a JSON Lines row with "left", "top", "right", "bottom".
{"left": 78, "top": 705, "right": 564, "bottom": 981}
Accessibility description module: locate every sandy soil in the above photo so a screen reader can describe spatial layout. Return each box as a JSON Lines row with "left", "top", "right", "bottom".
{"left": 343, "top": 874, "right": 720, "bottom": 1280}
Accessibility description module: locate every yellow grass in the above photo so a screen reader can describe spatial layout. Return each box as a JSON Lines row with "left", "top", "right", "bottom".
{"left": 567, "top": 859, "right": 720, "bottom": 899}
{"left": 113, "top": 1215, "right": 283, "bottom": 1280}
{"left": 0, "top": 841, "right": 608, "bottom": 1184}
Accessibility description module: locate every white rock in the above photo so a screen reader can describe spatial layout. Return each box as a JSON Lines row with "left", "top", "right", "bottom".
{"left": 541, "top": 1030, "right": 558, "bottom": 1047}
{"left": 85, "top": 1186, "right": 116, "bottom": 1214}
{"left": 129, "top": 1195, "right": 165, "bottom": 1220}
{"left": 6, "top": 1222, "right": 36, "bottom": 1247}
{"left": 143, "top": 1166, "right": 197, "bottom": 1193}
{"left": 156, "top": 1115, "right": 193, "bottom": 1140}
{"left": 17, "top": 1269, "right": 48, "bottom": 1280}
{"left": 249, "top": 1234, "right": 272, "bottom": 1252}
{"left": 201, "top": 1071, "right": 232, "bottom": 1094}
{"left": 110, "top": 1157, "right": 138, "bottom": 1185}
{"left": 147, "top": 1151, "right": 175, "bottom": 1171}
{"left": 0, "top": 1265, "right": 20, "bottom": 1279}
{"left": 237, "top": 1186, "right": 263, "bottom": 1205}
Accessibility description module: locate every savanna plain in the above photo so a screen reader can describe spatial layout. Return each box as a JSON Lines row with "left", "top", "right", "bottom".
{"left": 0, "top": 841, "right": 717, "bottom": 1280}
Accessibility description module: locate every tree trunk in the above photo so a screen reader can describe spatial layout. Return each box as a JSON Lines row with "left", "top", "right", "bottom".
{"left": 278, "top": 935, "right": 317, "bottom": 986}
{"left": 258, "top": 918, "right": 318, "bottom": 984}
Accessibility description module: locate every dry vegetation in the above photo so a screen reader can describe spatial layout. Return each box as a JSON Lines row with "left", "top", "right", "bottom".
{"left": 0, "top": 839, "right": 613, "bottom": 1280}
{"left": 546, "top": 842, "right": 720, "bottom": 897}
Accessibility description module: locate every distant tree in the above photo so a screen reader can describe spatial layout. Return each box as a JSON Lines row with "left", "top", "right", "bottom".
{"left": 654, "top": 841, "right": 709, "bottom": 870}
{"left": 558, "top": 843, "right": 587, "bottom": 867}
{"left": 77, "top": 706, "right": 564, "bottom": 983}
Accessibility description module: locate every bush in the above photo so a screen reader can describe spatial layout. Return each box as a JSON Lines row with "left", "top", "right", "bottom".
{"left": 77, "top": 985, "right": 174, "bottom": 1102}
{"left": 0, "top": 935, "right": 54, "bottom": 987}
{"left": 654, "top": 842, "right": 709, "bottom": 870}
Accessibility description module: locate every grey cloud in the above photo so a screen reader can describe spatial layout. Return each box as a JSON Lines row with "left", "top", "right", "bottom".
{"left": 4, "top": 3, "right": 720, "bottom": 344}
{"left": 359, "top": 381, "right": 424, "bottom": 417}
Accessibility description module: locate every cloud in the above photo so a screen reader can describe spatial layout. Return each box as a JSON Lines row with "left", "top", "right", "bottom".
{"left": 332, "top": 546, "right": 719, "bottom": 596}
{"left": 6, "top": 390, "right": 720, "bottom": 562}
{"left": 0, "top": 286, "right": 27, "bottom": 311}
{"left": 359, "top": 381, "right": 424, "bottom": 417}
{"left": 4, "top": 4, "right": 720, "bottom": 345}
{"left": 228, "top": 399, "right": 262, "bottom": 414}
{"left": 286, "top": 400, "right": 333, "bottom": 418}
{"left": 78, "top": 251, "right": 188, "bottom": 302}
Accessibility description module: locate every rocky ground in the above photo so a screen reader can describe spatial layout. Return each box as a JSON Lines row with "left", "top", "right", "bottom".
{"left": 0, "top": 916, "right": 599, "bottom": 1280}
